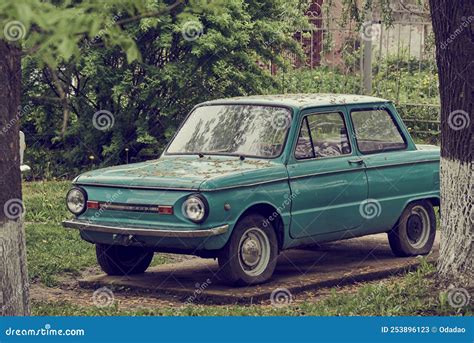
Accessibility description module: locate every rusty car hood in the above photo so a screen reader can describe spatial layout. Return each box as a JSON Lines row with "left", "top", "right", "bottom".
{"left": 74, "top": 155, "right": 288, "bottom": 190}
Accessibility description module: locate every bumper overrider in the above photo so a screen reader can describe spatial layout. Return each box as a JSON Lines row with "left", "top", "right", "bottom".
{"left": 62, "top": 219, "right": 229, "bottom": 238}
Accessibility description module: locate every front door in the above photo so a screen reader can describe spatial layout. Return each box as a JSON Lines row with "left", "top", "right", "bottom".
{"left": 287, "top": 107, "right": 368, "bottom": 239}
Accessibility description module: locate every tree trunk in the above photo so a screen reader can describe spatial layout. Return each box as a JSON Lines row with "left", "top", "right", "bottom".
{"left": 0, "top": 40, "right": 29, "bottom": 316}
{"left": 429, "top": 1, "right": 474, "bottom": 287}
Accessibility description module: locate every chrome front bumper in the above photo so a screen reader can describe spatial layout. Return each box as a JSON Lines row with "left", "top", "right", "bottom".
{"left": 62, "top": 219, "right": 229, "bottom": 238}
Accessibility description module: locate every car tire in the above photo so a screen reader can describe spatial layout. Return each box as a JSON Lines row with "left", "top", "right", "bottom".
{"left": 388, "top": 200, "right": 436, "bottom": 257}
{"left": 218, "top": 214, "right": 278, "bottom": 286}
{"left": 96, "top": 244, "right": 154, "bottom": 276}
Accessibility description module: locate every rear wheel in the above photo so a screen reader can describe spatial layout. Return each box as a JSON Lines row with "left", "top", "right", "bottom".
{"left": 388, "top": 200, "right": 436, "bottom": 256}
{"left": 218, "top": 214, "right": 278, "bottom": 286}
{"left": 96, "top": 244, "right": 153, "bottom": 276}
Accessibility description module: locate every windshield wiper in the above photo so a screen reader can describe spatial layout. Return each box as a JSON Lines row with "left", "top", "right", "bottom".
{"left": 195, "top": 151, "right": 245, "bottom": 160}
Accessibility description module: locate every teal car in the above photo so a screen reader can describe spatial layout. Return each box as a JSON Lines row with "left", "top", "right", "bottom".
{"left": 63, "top": 94, "right": 440, "bottom": 285}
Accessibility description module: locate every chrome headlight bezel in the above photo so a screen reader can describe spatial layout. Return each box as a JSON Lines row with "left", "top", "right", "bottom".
{"left": 182, "top": 194, "right": 208, "bottom": 223}
{"left": 66, "top": 187, "right": 87, "bottom": 215}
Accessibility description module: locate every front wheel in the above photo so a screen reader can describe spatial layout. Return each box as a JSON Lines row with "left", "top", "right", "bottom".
{"left": 388, "top": 200, "right": 436, "bottom": 257}
{"left": 218, "top": 214, "right": 278, "bottom": 286}
{"left": 96, "top": 244, "right": 154, "bottom": 276}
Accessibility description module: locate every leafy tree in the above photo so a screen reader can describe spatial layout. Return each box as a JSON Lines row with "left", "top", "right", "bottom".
{"left": 21, "top": 0, "right": 308, "bottom": 178}
{"left": 0, "top": 0, "right": 308, "bottom": 315}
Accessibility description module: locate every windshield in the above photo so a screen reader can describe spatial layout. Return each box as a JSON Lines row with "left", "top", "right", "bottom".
{"left": 166, "top": 105, "right": 292, "bottom": 158}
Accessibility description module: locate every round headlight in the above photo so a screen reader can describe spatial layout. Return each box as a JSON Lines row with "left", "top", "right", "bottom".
{"left": 182, "top": 195, "right": 208, "bottom": 223}
{"left": 66, "top": 187, "right": 87, "bottom": 215}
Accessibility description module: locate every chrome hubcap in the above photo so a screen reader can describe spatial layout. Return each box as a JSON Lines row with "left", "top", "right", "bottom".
{"left": 406, "top": 205, "right": 430, "bottom": 249}
{"left": 238, "top": 227, "right": 271, "bottom": 276}
{"left": 241, "top": 236, "right": 261, "bottom": 267}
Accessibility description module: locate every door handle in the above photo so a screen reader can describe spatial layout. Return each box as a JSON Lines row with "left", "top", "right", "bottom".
{"left": 348, "top": 158, "right": 364, "bottom": 165}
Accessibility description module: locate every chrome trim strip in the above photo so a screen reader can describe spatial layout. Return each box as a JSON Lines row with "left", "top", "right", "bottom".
{"left": 62, "top": 219, "right": 229, "bottom": 238}
{"left": 202, "top": 177, "right": 289, "bottom": 191}
{"left": 288, "top": 158, "right": 439, "bottom": 181}
{"left": 289, "top": 167, "right": 363, "bottom": 181}
{"left": 74, "top": 177, "right": 289, "bottom": 192}
{"left": 74, "top": 182, "right": 199, "bottom": 192}
{"left": 363, "top": 158, "right": 439, "bottom": 170}
{"left": 95, "top": 203, "right": 163, "bottom": 213}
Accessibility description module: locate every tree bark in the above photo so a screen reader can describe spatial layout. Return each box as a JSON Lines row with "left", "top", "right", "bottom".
{"left": 429, "top": 0, "right": 473, "bottom": 287}
{"left": 0, "top": 40, "right": 29, "bottom": 315}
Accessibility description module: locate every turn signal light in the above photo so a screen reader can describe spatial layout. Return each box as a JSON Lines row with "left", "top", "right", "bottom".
{"left": 87, "top": 201, "right": 100, "bottom": 209}
{"left": 158, "top": 206, "right": 174, "bottom": 215}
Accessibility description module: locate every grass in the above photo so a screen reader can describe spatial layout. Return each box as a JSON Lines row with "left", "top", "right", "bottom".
{"left": 26, "top": 223, "right": 96, "bottom": 286}
{"left": 23, "top": 180, "right": 71, "bottom": 223}
{"left": 23, "top": 181, "right": 470, "bottom": 316}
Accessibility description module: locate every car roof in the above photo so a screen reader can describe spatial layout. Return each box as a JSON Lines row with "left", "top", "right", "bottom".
{"left": 201, "top": 93, "right": 390, "bottom": 109}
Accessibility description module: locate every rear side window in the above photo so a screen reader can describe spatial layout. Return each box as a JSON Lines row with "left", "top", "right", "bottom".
{"left": 351, "top": 109, "right": 406, "bottom": 154}
{"left": 295, "top": 112, "right": 351, "bottom": 160}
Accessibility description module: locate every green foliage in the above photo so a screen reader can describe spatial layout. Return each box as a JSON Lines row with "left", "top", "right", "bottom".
{"left": 275, "top": 54, "right": 438, "bottom": 104}
{"left": 10, "top": 1, "right": 440, "bottom": 178}
{"left": 18, "top": 0, "right": 308, "bottom": 179}
{"left": 23, "top": 180, "right": 70, "bottom": 223}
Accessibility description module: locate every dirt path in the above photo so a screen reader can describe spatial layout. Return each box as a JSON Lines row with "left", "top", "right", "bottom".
{"left": 29, "top": 270, "right": 399, "bottom": 310}
{"left": 30, "top": 234, "right": 436, "bottom": 310}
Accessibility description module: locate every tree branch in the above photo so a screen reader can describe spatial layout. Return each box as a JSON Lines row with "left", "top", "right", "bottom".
{"left": 115, "top": 0, "right": 184, "bottom": 26}
{"left": 49, "top": 68, "right": 70, "bottom": 138}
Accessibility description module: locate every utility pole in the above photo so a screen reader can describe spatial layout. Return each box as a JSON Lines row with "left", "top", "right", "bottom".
{"left": 361, "top": 12, "right": 373, "bottom": 95}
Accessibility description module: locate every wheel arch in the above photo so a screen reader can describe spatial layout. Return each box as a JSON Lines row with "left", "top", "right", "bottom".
{"left": 426, "top": 196, "right": 440, "bottom": 207}
{"left": 236, "top": 202, "right": 285, "bottom": 251}
{"left": 392, "top": 196, "right": 439, "bottom": 231}
{"left": 402, "top": 195, "right": 440, "bottom": 210}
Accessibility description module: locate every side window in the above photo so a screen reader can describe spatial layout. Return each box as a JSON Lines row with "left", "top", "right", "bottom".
{"left": 295, "top": 112, "right": 351, "bottom": 160}
{"left": 351, "top": 109, "right": 406, "bottom": 154}
{"left": 295, "top": 117, "right": 314, "bottom": 159}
